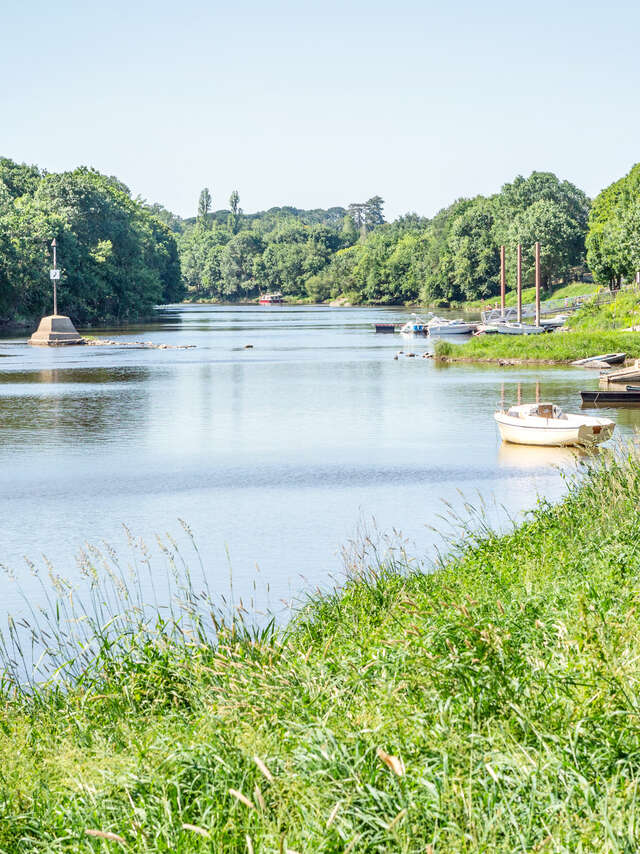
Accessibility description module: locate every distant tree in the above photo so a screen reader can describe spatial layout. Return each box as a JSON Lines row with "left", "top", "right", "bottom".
{"left": 347, "top": 203, "right": 366, "bottom": 238}
{"left": 364, "top": 196, "right": 385, "bottom": 231}
{"left": 197, "top": 187, "right": 212, "bottom": 225}
{"left": 228, "top": 190, "right": 241, "bottom": 235}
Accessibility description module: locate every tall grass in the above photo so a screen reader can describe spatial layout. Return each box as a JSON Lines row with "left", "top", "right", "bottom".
{"left": 3, "top": 450, "right": 640, "bottom": 851}
{"left": 436, "top": 330, "right": 640, "bottom": 362}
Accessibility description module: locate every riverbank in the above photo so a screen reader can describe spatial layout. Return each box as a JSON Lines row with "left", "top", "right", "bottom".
{"left": 435, "top": 330, "right": 640, "bottom": 364}
{"left": 2, "top": 449, "right": 640, "bottom": 851}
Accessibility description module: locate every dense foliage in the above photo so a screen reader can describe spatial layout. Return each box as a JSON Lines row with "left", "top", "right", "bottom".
{"left": 176, "top": 173, "right": 590, "bottom": 306}
{"left": 0, "top": 157, "right": 183, "bottom": 323}
{"left": 308, "top": 172, "right": 590, "bottom": 305}
{"left": 586, "top": 163, "right": 640, "bottom": 287}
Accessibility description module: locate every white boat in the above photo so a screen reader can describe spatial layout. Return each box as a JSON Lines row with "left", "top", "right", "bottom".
{"left": 427, "top": 317, "right": 476, "bottom": 335}
{"left": 494, "top": 321, "right": 545, "bottom": 335}
{"left": 494, "top": 402, "right": 615, "bottom": 447}
{"left": 399, "top": 313, "right": 432, "bottom": 336}
{"left": 540, "top": 313, "right": 570, "bottom": 329}
{"left": 572, "top": 352, "right": 626, "bottom": 367}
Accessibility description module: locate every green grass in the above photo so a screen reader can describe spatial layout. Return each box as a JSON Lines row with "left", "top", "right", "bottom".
{"left": 568, "top": 289, "right": 640, "bottom": 332}
{"left": 4, "top": 453, "right": 640, "bottom": 851}
{"left": 451, "top": 281, "right": 599, "bottom": 312}
{"left": 435, "top": 330, "right": 640, "bottom": 362}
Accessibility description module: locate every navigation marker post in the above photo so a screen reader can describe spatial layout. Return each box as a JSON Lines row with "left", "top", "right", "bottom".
{"left": 29, "top": 237, "right": 83, "bottom": 346}
{"left": 50, "top": 238, "right": 60, "bottom": 316}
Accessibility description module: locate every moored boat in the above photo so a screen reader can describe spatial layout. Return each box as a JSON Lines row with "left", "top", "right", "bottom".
{"left": 427, "top": 317, "right": 476, "bottom": 335}
{"left": 494, "top": 321, "right": 545, "bottom": 335}
{"left": 494, "top": 402, "right": 615, "bottom": 447}
{"left": 259, "top": 292, "right": 284, "bottom": 305}
{"left": 399, "top": 313, "right": 431, "bottom": 335}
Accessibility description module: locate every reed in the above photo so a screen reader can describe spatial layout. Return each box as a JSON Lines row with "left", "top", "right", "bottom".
{"left": 2, "top": 449, "right": 640, "bottom": 851}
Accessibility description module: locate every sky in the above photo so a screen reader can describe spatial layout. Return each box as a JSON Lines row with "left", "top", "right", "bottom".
{"left": 1, "top": 0, "right": 639, "bottom": 221}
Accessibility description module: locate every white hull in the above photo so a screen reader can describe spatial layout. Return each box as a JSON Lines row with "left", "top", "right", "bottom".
{"left": 428, "top": 323, "right": 475, "bottom": 335}
{"left": 494, "top": 404, "right": 615, "bottom": 447}
{"left": 495, "top": 323, "right": 545, "bottom": 335}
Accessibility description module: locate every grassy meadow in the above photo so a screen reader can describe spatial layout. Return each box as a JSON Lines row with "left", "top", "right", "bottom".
{"left": 450, "top": 281, "right": 599, "bottom": 312}
{"left": 3, "top": 449, "right": 640, "bottom": 851}
{"left": 435, "top": 330, "right": 640, "bottom": 363}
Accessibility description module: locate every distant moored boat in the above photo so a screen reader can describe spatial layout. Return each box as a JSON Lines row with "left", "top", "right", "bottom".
{"left": 259, "top": 292, "right": 284, "bottom": 305}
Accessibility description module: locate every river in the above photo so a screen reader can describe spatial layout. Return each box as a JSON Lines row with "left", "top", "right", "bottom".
{"left": 1, "top": 305, "right": 636, "bottom": 622}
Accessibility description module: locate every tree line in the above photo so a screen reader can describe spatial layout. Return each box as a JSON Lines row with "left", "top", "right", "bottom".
{"left": 0, "top": 157, "right": 183, "bottom": 324}
{"left": 2, "top": 156, "right": 639, "bottom": 321}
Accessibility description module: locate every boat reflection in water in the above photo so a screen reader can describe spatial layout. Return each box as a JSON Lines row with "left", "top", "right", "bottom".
{"left": 497, "top": 442, "right": 596, "bottom": 470}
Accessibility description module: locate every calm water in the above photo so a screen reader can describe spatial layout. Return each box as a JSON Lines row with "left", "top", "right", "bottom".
{"left": 1, "top": 305, "right": 637, "bottom": 618}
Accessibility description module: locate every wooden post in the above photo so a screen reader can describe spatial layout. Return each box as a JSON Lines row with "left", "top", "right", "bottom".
{"left": 517, "top": 382, "right": 521, "bottom": 405}
{"left": 516, "top": 244, "right": 522, "bottom": 323}
{"left": 536, "top": 380, "right": 540, "bottom": 404}
{"left": 535, "top": 241, "right": 541, "bottom": 327}
{"left": 500, "top": 245, "right": 506, "bottom": 316}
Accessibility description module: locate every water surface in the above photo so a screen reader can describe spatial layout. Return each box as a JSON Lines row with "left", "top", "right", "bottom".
{"left": 1, "top": 305, "right": 634, "bottom": 617}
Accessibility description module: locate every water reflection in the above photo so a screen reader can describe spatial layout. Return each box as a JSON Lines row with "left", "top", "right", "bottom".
{"left": 497, "top": 442, "right": 594, "bottom": 470}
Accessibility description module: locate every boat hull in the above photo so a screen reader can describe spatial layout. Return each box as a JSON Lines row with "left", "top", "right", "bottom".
{"left": 428, "top": 324, "right": 475, "bottom": 335}
{"left": 495, "top": 415, "right": 614, "bottom": 447}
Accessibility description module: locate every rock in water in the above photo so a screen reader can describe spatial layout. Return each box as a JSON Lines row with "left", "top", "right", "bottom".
{"left": 29, "top": 315, "right": 84, "bottom": 346}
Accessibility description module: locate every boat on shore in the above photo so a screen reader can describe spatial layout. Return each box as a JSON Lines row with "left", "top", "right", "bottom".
{"left": 494, "top": 321, "right": 545, "bottom": 335}
{"left": 494, "top": 402, "right": 615, "bottom": 447}
{"left": 572, "top": 352, "right": 626, "bottom": 367}
{"left": 427, "top": 317, "right": 476, "bottom": 335}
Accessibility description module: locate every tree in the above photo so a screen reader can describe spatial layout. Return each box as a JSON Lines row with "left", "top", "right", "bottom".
{"left": 364, "top": 196, "right": 385, "bottom": 231}
{"left": 587, "top": 164, "right": 640, "bottom": 287}
{"left": 197, "top": 187, "right": 212, "bottom": 225}
{"left": 228, "top": 190, "right": 241, "bottom": 235}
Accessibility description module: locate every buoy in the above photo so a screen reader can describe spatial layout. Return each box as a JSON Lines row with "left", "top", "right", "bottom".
{"left": 244, "top": 344, "right": 254, "bottom": 349}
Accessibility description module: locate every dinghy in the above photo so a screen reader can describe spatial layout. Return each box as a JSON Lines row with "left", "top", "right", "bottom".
{"left": 572, "top": 352, "right": 626, "bottom": 367}
{"left": 494, "top": 402, "right": 615, "bottom": 447}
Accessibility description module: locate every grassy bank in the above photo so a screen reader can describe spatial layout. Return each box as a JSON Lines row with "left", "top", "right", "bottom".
{"left": 567, "top": 289, "right": 640, "bottom": 332}
{"left": 451, "top": 281, "right": 599, "bottom": 312}
{"left": 3, "top": 453, "right": 640, "bottom": 851}
{"left": 435, "top": 330, "right": 640, "bottom": 363}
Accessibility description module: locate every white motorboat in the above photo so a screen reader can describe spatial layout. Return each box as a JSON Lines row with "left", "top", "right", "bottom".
{"left": 399, "top": 313, "right": 431, "bottom": 336}
{"left": 494, "top": 402, "right": 615, "bottom": 447}
{"left": 427, "top": 317, "right": 476, "bottom": 335}
{"left": 494, "top": 321, "right": 545, "bottom": 335}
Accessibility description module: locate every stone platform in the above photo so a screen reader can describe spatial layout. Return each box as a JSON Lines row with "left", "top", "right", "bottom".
{"left": 29, "top": 315, "right": 84, "bottom": 346}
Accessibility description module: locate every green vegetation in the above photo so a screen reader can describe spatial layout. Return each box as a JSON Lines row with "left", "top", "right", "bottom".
{"left": 3, "top": 452, "right": 640, "bottom": 851}
{"left": 175, "top": 172, "right": 591, "bottom": 306}
{"left": 435, "top": 330, "right": 640, "bottom": 362}
{"left": 587, "top": 163, "right": 640, "bottom": 288}
{"left": 567, "top": 288, "right": 640, "bottom": 332}
{"left": 0, "top": 158, "right": 184, "bottom": 324}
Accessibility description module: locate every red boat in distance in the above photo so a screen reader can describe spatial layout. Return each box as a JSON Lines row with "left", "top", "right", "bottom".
{"left": 259, "top": 292, "right": 284, "bottom": 305}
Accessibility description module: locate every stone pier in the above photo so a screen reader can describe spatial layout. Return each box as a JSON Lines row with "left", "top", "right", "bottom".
{"left": 29, "top": 315, "right": 84, "bottom": 346}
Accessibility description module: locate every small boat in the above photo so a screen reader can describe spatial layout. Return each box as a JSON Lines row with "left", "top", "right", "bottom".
{"left": 427, "top": 317, "right": 476, "bottom": 335}
{"left": 601, "top": 360, "right": 640, "bottom": 383}
{"left": 259, "top": 292, "right": 284, "bottom": 305}
{"left": 572, "top": 352, "right": 626, "bottom": 367}
{"left": 494, "top": 321, "right": 545, "bottom": 335}
{"left": 540, "top": 313, "right": 570, "bottom": 329}
{"left": 581, "top": 388, "right": 640, "bottom": 404}
{"left": 494, "top": 402, "right": 615, "bottom": 447}
{"left": 399, "top": 313, "right": 431, "bottom": 336}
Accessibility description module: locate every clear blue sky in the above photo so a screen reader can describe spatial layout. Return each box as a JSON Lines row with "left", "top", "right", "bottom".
{"left": 1, "top": 0, "right": 638, "bottom": 220}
